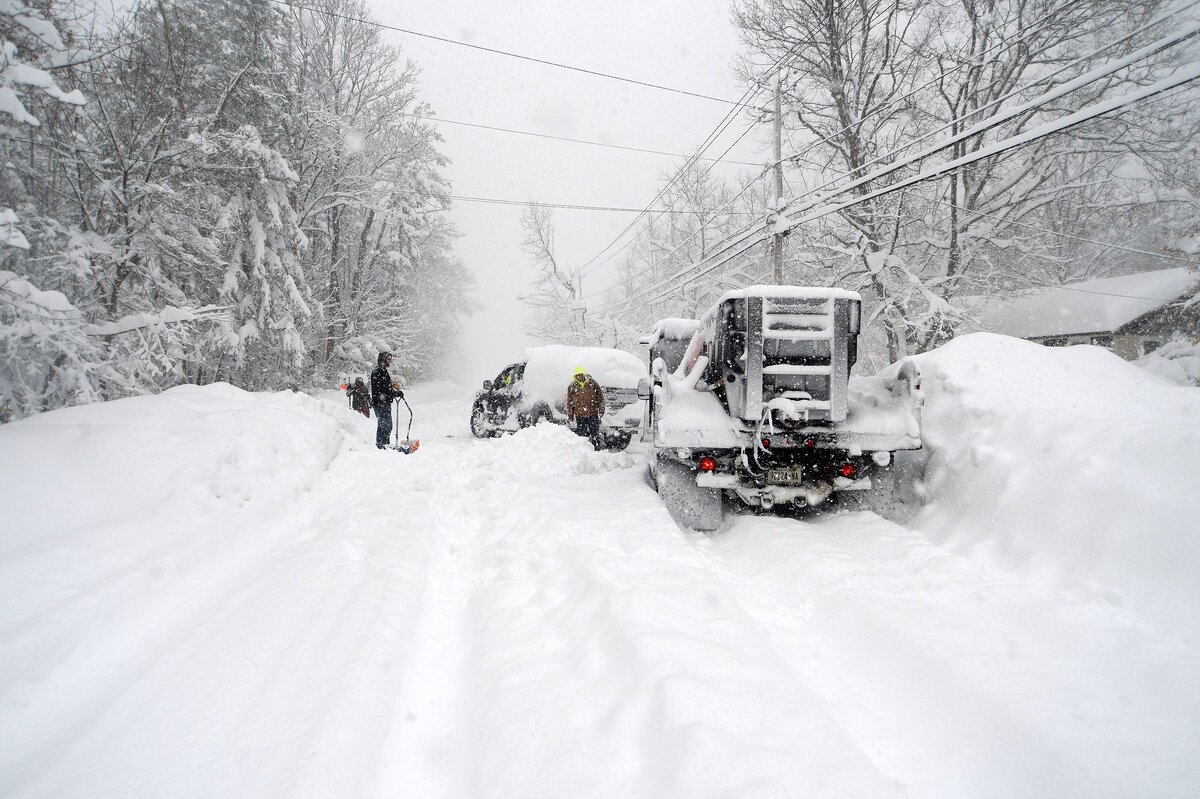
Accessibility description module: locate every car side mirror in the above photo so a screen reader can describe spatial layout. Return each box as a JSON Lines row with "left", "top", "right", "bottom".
{"left": 483, "top": 380, "right": 492, "bottom": 390}
{"left": 637, "top": 376, "right": 652, "bottom": 401}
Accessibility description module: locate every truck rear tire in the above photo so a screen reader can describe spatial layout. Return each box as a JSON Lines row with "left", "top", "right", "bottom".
{"left": 655, "top": 455, "right": 723, "bottom": 532}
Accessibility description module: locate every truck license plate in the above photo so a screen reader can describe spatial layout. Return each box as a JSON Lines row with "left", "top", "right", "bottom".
{"left": 768, "top": 467, "right": 804, "bottom": 485}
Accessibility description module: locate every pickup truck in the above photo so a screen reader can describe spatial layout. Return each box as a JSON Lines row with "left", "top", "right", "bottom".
{"left": 641, "top": 286, "right": 923, "bottom": 530}
{"left": 470, "top": 345, "right": 645, "bottom": 450}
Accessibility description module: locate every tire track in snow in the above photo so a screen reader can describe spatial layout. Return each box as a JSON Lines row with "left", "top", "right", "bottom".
{"left": 8, "top": 442, "right": 456, "bottom": 797}
{"left": 372, "top": 460, "right": 486, "bottom": 799}
{"left": 0, "top": 500, "right": 329, "bottom": 794}
{"left": 437, "top": 452, "right": 906, "bottom": 798}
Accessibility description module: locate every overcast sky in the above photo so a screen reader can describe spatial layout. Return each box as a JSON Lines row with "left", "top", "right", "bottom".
{"left": 363, "top": 0, "right": 771, "bottom": 383}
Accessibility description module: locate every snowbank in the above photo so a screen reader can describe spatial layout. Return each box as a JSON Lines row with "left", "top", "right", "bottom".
{"left": 910, "top": 333, "right": 1200, "bottom": 643}
{"left": 0, "top": 383, "right": 356, "bottom": 554}
{"left": 472, "top": 422, "right": 639, "bottom": 481}
{"left": 1135, "top": 336, "right": 1200, "bottom": 386}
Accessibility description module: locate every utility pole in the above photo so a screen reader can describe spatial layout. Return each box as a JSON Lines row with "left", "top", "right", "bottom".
{"left": 574, "top": 272, "right": 586, "bottom": 333}
{"left": 772, "top": 72, "right": 786, "bottom": 285}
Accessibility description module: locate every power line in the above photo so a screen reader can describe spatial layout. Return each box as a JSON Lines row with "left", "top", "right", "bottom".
{"left": 612, "top": 66, "right": 1200, "bottom": 315}
{"left": 575, "top": 103, "right": 766, "bottom": 275}
{"left": 771, "top": 0, "right": 1083, "bottom": 171}
{"left": 579, "top": 114, "right": 768, "bottom": 278}
{"left": 775, "top": 63, "right": 1200, "bottom": 237}
{"left": 588, "top": 0, "right": 1090, "bottom": 310}
{"left": 591, "top": 140, "right": 858, "bottom": 312}
{"left": 271, "top": 0, "right": 751, "bottom": 107}
{"left": 768, "top": 0, "right": 1152, "bottom": 174}
{"left": 582, "top": 175, "right": 770, "bottom": 302}
{"left": 776, "top": 10, "right": 1200, "bottom": 223}
{"left": 625, "top": 229, "right": 774, "bottom": 310}
{"left": 399, "top": 112, "right": 762, "bottom": 166}
{"left": 438, "top": 193, "right": 758, "bottom": 215}
{"left": 576, "top": 42, "right": 806, "bottom": 279}
{"left": 934, "top": 198, "right": 1200, "bottom": 268}
{"left": 3, "top": 135, "right": 762, "bottom": 215}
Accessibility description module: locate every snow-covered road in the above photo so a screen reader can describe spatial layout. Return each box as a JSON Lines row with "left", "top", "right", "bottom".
{"left": 3, "top": 362, "right": 1199, "bottom": 797}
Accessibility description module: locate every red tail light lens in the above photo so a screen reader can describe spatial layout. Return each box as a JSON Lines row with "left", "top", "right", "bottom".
{"left": 804, "top": 438, "right": 816, "bottom": 448}
{"left": 839, "top": 463, "right": 858, "bottom": 478}
{"left": 760, "top": 438, "right": 771, "bottom": 449}
{"left": 698, "top": 456, "right": 717, "bottom": 472}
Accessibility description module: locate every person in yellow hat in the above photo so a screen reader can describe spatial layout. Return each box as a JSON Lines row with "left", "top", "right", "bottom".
{"left": 566, "top": 366, "right": 605, "bottom": 449}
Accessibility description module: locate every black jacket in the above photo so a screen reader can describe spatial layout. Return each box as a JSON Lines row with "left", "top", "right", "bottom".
{"left": 371, "top": 364, "right": 401, "bottom": 407}
{"left": 349, "top": 381, "right": 370, "bottom": 410}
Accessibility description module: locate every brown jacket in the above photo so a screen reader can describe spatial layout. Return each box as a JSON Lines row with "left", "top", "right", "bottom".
{"left": 566, "top": 375, "right": 605, "bottom": 420}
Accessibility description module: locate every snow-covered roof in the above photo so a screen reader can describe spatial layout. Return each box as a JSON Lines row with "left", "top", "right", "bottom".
{"left": 961, "top": 268, "right": 1199, "bottom": 339}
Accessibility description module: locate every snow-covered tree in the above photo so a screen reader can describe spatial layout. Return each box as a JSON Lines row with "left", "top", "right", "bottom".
{"left": 1, "top": 0, "right": 469, "bottom": 417}
{"left": 519, "top": 203, "right": 595, "bottom": 345}
{"left": 588, "top": 0, "right": 1200, "bottom": 367}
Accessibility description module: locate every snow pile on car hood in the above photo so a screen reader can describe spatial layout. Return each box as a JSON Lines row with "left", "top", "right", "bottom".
{"left": 520, "top": 345, "right": 645, "bottom": 407}
{"left": 910, "top": 333, "right": 1200, "bottom": 644}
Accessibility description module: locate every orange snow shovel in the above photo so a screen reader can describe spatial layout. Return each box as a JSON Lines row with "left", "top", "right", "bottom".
{"left": 392, "top": 396, "right": 421, "bottom": 454}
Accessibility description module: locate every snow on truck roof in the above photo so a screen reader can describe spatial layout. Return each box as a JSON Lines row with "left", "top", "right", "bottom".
{"left": 714, "top": 285, "right": 863, "bottom": 304}
{"left": 520, "top": 345, "right": 645, "bottom": 403}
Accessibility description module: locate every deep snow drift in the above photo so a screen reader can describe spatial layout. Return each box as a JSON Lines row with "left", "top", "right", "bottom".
{"left": 2, "top": 336, "right": 1198, "bottom": 798}
{"left": 910, "top": 333, "right": 1200, "bottom": 646}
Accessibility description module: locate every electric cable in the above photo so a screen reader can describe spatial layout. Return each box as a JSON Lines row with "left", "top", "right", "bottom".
{"left": 270, "top": 0, "right": 751, "bottom": 106}
{"left": 398, "top": 112, "right": 761, "bottom": 166}
{"left": 774, "top": 7, "right": 1200, "bottom": 220}
{"left": 932, "top": 198, "right": 1200, "bottom": 269}
{"left": 620, "top": 67, "right": 1200, "bottom": 315}
{"left": 587, "top": 0, "right": 1101, "bottom": 310}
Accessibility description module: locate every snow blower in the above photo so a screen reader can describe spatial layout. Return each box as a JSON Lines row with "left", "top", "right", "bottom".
{"left": 392, "top": 396, "right": 421, "bottom": 454}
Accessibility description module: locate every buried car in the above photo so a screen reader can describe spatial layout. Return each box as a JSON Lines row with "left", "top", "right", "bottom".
{"left": 470, "top": 345, "right": 645, "bottom": 449}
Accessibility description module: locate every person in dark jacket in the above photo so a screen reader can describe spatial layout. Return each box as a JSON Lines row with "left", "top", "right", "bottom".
{"left": 566, "top": 366, "right": 605, "bottom": 449}
{"left": 348, "top": 377, "right": 371, "bottom": 417}
{"left": 371, "top": 351, "right": 405, "bottom": 448}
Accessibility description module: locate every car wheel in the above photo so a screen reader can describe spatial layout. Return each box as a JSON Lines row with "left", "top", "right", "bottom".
{"left": 470, "top": 403, "right": 493, "bottom": 438}
{"left": 529, "top": 403, "right": 553, "bottom": 426}
{"left": 605, "top": 432, "right": 632, "bottom": 451}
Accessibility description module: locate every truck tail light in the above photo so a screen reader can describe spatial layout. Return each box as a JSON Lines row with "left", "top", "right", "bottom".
{"left": 698, "top": 456, "right": 717, "bottom": 472}
{"left": 760, "top": 437, "right": 771, "bottom": 449}
{"left": 804, "top": 438, "right": 816, "bottom": 448}
{"left": 839, "top": 463, "right": 858, "bottom": 478}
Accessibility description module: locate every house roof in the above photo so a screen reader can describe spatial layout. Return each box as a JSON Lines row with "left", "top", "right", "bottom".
{"left": 961, "top": 267, "right": 1199, "bottom": 339}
